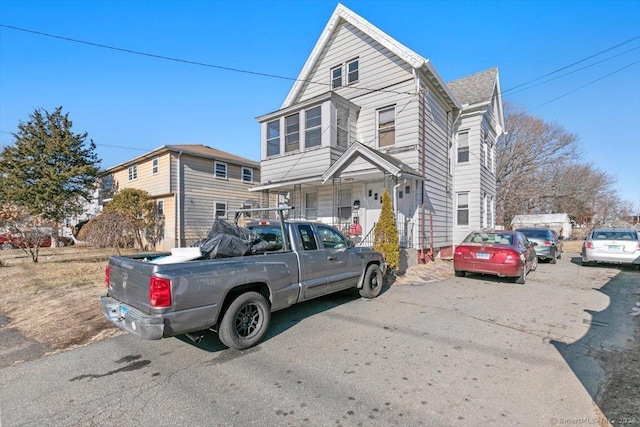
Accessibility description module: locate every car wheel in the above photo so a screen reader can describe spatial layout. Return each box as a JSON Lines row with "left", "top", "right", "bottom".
{"left": 454, "top": 270, "right": 465, "bottom": 277}
{"left": 515, "top": 267, "right": 526, "bottom": 284}
{"left": 218, "top": 291, "right": 271, "bottom": 350}
{"left": 359, "top": 265, "right": 383, "bottom": 299}
{"left": 550, "top": 248, "right": 557, "bottom": 264}
{"left": 57, "top": 241, "right": 65, "bottom": 247}
{"left": 531, "top": 257, "right": 538, "bottom": 272}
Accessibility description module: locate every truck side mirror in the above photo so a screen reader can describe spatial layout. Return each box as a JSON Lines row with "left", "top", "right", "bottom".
{"left": 347, "top": 240, "right": 355, "bottom": 248}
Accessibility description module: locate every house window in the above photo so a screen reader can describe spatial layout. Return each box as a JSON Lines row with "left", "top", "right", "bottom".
{"left": 285, "top": 113, "right": 300, "bottom": 152}
{"left": 337, "top": 105, "right": 349, "bottom": 148}
{"left": 128, "top": 164, "right": 138, "bottom": 181}
{"left": 305, "top": 106, "right": 322, "bottom": 148}
{"left": 331, "top": 65, "right": 343, "bottom": 89}
{"left": 152, "top": 157, "right": 159, "bottom": 175}
{"left": 378, "top": 106, "right": 396, "bottom": 147}
{"left": 157, "top": 200, "right": 164, "bottom": 216}
{"left": 347, "top": 59, "right": 359, "bottom": 84}
{"left": 267, "top": 120, "right": 280, "bottom": 156}
{"left": 457, "top": 193, "right": 469, "bottom": 226}
{"left": 214, "top": 161, "right": 227, "bottom": 179}
{"left": 242, "top": 167, "right": 254, "bottom": 183}
{"left": 305, "top": 192, "right": 317, "bottom": 220}
{"left": 215, "top": 202, "right": 227, "bottom": 219}
{"left": 457, "top": 131, "right": 469, "bottom": 163}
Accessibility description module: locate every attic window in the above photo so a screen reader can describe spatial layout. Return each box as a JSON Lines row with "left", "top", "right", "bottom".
{"left": 347, "top": 59, "right": 359, "bottom": 84}
{"left": 331, "top": 66, "right": 343, "bottom": 89}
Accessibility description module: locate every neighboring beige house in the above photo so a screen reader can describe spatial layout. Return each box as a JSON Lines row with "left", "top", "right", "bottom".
{"left": 102, "top": 144, "right": 263, "bottom": 251}
{"left": 250, "top": 4, "right": 505, "bottom": 264}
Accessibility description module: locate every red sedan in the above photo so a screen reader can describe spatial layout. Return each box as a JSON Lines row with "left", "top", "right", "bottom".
{"left": 453, "top": 230, "right": 538, "bottom": 284}
{"left": 0, "top": 233, "right": 74, "bottom": 250}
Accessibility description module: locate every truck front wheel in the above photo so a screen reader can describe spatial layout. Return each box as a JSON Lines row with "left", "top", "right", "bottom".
{"left": 218, "top": 291, "right": 271, "bottom": 350}
{"left": 359, "top": 265, "right": 383, "bottom": 299}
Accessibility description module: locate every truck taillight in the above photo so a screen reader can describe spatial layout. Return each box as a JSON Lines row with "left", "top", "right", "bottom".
{"left": 585, "top": 241, "right": 594, "bottom": 249}
{"left": 105, "top": 265, "right": 110, "bottom": 287}
{"left": 149, "top": 276, "right": 171, "bottom": 307}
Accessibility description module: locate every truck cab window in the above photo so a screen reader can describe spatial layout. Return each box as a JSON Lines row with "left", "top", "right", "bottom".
{"left": 297, "top": 224, "right": 318, "bottom": 251}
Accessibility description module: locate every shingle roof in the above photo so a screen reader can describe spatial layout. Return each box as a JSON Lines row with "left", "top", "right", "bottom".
{"left": 448, "top": 67, "right": 498, "bottom": 106}
{"left": 165, "top": 144, "right": 258, "bottom": 167}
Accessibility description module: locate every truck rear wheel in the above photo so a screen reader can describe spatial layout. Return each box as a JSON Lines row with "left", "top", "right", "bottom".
{"left": 218, "top": 291, "right": 271, "bottom": 350}
{"left": 359, "top": 265, "right": 383, "bottom": 299}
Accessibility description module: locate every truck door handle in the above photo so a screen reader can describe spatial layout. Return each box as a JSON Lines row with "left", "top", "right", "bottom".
{"left": 327, "top": 256, "right": 336, "bottom": 261}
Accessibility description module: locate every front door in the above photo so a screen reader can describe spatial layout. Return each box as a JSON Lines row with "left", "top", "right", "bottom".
{"left": 363, "top": 182, "right": 384, "bottom": 238}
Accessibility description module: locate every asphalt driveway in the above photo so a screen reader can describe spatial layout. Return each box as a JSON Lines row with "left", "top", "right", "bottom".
{"left": 0, "top": 253, "right": 637, "bottom": 426}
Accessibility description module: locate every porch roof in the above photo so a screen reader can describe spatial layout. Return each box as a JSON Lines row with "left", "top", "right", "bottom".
{"left": 248, "top": 175, "right": 323, "bottom": 192}
{"left": 321, "top": 142, "right": 425, "bottom": 183}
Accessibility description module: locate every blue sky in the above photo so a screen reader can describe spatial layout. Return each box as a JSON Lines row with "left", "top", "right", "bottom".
{"left": 1, "top": 0, "right": 639, "bottom": 208}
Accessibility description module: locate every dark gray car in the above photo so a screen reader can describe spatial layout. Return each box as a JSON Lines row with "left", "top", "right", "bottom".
{"left": 516, "top": 228, "right": 563, "bottom": 264}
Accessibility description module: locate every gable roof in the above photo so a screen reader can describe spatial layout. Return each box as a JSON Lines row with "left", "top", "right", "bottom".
{"left": 104, "top": 144, "right": 258, "bottom": 173}
{"left": 281, "top": 3, "right": 459, "bottom": 111}
{"left": 322, "top": 141, "right": 424, "bottom": 183}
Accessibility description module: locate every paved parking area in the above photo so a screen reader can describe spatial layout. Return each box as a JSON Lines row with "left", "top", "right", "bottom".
{"left": 0, "top": 253, "right": 637, "bottom": 426}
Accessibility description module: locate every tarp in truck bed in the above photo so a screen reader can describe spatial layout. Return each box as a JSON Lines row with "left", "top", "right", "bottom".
{"left": 191, "top": 218, "right": 274, "bottom": 259}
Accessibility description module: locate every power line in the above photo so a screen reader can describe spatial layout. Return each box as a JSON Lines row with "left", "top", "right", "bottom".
{"left": 502, "top": 35, "right": 640, "bottom": 94}
{"left": 0, "top": 23, "right": 414, "bottom": 96}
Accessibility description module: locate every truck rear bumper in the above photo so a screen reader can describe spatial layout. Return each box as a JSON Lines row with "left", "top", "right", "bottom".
{"left": 100, "top": 295, "right": 165, "bottom": 340}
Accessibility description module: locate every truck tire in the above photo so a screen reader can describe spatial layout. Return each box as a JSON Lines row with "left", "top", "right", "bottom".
{"left": 218, "top": 291, "right": 271, "bottom": 350}
{"left": 359, "top": 265, "right": 383, "bottom": 299}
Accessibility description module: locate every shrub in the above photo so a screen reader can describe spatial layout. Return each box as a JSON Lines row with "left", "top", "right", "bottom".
{"left": 373, "top": 189, "right": 399, "bottom": 270}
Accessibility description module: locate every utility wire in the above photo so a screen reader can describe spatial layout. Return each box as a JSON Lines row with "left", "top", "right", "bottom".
{"left": 506, "top": 46, "right": 640, "bottom": 96}
{"left": 0, "top": 23, "right": 414, "bottom": 96}
{"left": 502, "top": 35, "right": 640, "bottom": 94}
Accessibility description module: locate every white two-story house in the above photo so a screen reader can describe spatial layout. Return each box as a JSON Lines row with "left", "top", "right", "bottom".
{"left": 250, "top": 3, "right": 504, "bottom": 264}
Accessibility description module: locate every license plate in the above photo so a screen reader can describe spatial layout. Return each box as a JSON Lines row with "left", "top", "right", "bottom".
{"left": 476, "top": 252, "right": 490, "bottom": 259}
{"left": 119, "top": 305, "right": 130, "bottom": 317}
{"left": 608, "top": 245, "right": 622, "bottom": 252}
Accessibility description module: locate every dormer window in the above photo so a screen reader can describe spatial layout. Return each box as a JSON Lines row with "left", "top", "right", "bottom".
{"left": 331, "top": 58, "right": 359, "bottom": 89}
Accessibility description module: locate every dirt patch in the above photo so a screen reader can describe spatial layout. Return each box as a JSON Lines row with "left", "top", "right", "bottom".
{"left": 392, "top": 258, "right": 454, "bottom": 285}
{"left": 595, "top": 304, "right": 640, "bottom": 419}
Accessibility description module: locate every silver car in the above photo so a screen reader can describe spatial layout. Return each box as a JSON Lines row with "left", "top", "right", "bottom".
{"left": 581, "top": 228, "right": 640, "bottom": 268}
{"left": 516, "top": 228, "right": 563, "bottom": 264}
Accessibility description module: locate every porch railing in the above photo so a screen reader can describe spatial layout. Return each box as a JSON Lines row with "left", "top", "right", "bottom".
{"left": 354, "top": 221, "right": 413, "bottom": 249}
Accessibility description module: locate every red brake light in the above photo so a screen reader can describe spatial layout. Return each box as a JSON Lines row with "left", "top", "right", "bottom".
{"left": 149, "top": 276, "right": 171, "bottom": 307}
{"left": 105, "top": 265, "right": 111, "bottom": 287}
{"left": 543, "top": 240, "right": 552, "bottom": 246}
{"left": 455, "top": 246, "right": 470, "bottom": 256}
{"left": 585, "top": 241, "right": 594, "bottom": 249}
{"left": 503, "top": 250, "right": 520, "bottom": 262}
{"left": 259, "top": 221, "right": 269, "bottom": 225}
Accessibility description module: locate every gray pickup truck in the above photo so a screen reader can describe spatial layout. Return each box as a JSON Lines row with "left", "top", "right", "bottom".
{"left": 100, "top": 209, "right": 386, "bottom": 350}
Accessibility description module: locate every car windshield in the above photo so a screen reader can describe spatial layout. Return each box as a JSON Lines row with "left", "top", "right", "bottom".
{"left": 520, "top": 229, "right": 550, "bottom": 239}
{"left": 592, "top": 230, "right": 638, "bottom": 240}
{"left": 464, "top": 232, "right": 513, "bottom": 245}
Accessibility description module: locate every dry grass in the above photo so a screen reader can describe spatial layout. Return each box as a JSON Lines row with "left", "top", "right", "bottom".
{"left": 0, "top": 246, "right": 143, "bottom": 350}
{"left": 562, "top": 239, "right": 585, "bottom": 253}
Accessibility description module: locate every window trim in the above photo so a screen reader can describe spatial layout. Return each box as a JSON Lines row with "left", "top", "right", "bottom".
{"left": 266, "top": 119, "right": 280, "bottom": 157}
{"left": 346, "top": 58, "right": 359, "bottom": 85}
{"left": 128, "top": 164, "right": 138, "bottom": 181}
{"left": 456, "top": 192, "right": 469, "bottom": 226}
{"left": 304, "top": 106, "right": 322, "bottom": 149}
{"left": 377, "top": 105, "right": 396, "bottom": 148}
{"left": 242, "top": 167, "right": 254, "bottom": 184}
{"left": 157, "top": 200, "right": 165, "bottom": 217}
{"left": 457, "top": 131, "right": 470, "bottom": 163}
{"left": 331, "top": 65, "right": 343, "bottom": 89}
{"left": 214, "top": 201, "right": 227, "bottom": 219}
{"left": 285, "top": 113, "right": 300, "bottom": 153}
{"left": 151, "top": 157, "right": 159, "bottom": 175}
{"left": 214, "top": 161, "right": 228, "bottom": 180}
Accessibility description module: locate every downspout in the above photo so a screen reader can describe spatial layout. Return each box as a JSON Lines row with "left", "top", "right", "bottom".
{"left": 177, "top": 150, "right": 183, "bottom": 247}
{"left": 415, "top": 69, "right": 427, "bottom": 263}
